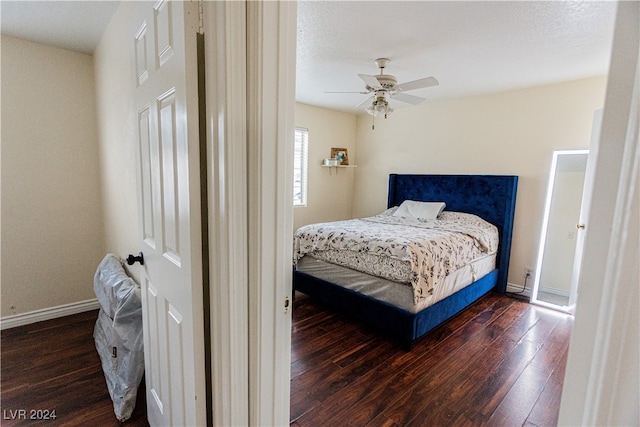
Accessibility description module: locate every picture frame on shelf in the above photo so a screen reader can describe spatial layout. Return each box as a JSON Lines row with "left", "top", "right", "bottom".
{"left": 330, "top": 147, "right": 349, "bottom": 165}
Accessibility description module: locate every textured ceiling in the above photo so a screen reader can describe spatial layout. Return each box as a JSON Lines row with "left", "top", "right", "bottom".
{"left": 1, "top": 1, "right": 119, "bottom": 54}
{"left": 1, "top": 1, "right": 616, "bottom": 115}
{"left": 296, "top": 1, "right": 617, "bottom": 113}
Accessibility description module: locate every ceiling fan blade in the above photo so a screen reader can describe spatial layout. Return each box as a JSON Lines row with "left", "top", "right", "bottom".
{"left": 392, "top": 92, "right": 425, "bottom": 105}
{"left": 395, "top": 76, "right": 439, "bottom": 92}
{"left": 325, "top": 91, "right": 370, "bottom": 94}
{"left": 358, "top": 74, "right": 382, "bottom": 89}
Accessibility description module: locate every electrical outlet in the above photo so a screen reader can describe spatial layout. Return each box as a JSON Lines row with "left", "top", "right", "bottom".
{"left": 525, "top": 267, "right": 534, "bottom": 278}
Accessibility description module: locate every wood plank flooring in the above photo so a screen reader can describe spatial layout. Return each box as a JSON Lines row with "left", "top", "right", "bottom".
{"left": 290, "top": 292, "right": 573, "bottom": 427}
{"left": 1, "top": 310, "right": 149, "bottom": 427}
{"left": 1, "top": 292, "right": 571, "bottom": 427}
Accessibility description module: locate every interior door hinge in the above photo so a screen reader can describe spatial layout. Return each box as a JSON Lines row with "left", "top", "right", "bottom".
{"left": 197, "top": 0, "right": 204, "bottom": 34}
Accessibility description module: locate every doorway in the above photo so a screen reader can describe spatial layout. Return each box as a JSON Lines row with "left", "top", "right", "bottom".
{"left": 531, "top": 150, "right": 589, "bottom": 312}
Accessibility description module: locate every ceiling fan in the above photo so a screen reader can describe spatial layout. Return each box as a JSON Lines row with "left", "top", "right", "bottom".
{"left": 327, "top": 58, "right": 439, "bottom": 119}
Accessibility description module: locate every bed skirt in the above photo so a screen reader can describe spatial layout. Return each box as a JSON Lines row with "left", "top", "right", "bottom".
{"left": 293, "top": 268, "right": 498, "bottom": 345}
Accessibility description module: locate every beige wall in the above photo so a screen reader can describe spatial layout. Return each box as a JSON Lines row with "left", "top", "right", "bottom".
{"left": 0, "top": 22, "right": 607, "bottom": 315}
{"left": 351, "top": 76, "right": 607, "bottom": 287}
{"left": 93, "top": 2, "right": 140, "bottom": 282}
{"left": 294, "top": 103, "right": 357, "bottom": 231}
{"left": 1, "top": 36, "right": 105, "bottom": 316}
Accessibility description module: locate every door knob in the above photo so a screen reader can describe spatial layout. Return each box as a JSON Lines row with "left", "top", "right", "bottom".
{"left": 126, "top": 252, "right": 145, "bottom": 266}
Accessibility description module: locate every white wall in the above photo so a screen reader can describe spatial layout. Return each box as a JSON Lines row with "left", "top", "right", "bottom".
{"left": 351, "top": 76, "right": 607, "bottom": 287}
{"left": 93, "top": 2, "right": 140, "bottom": 282}
{"left": 294, "top": 103, "right": 357, "bottom": 231}
{"left": 1, "top": 35, "right": 105, "bottom": 316}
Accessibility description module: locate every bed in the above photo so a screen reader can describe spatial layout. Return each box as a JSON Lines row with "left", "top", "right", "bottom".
{"left": 293, "top": 174, "right": 518, "bottom": 346}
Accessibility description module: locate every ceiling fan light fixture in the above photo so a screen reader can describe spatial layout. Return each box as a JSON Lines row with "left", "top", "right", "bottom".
{"left": 366, "top": 97, "right": 393, "bottom": 118}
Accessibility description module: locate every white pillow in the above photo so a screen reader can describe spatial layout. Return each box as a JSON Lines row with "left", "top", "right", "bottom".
{"left": 392, "top": 200, "right": 446, "bottom": 220}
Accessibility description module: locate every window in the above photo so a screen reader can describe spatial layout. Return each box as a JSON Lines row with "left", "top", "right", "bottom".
{"left": 293, "top": 127, "right": 308, "bottom": 207}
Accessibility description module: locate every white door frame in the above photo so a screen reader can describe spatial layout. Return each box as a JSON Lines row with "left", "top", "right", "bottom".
{"left": 203, "top": 2, "right": 249, "bottom": 425}
{"left": 203, "top": 1, "right": 296, "bottom": 425}
{"left": 558, "top": 1, "right": 639, "bottom": 425}
{"left": 246, "top": 2, "right": 297, "bottom": 424}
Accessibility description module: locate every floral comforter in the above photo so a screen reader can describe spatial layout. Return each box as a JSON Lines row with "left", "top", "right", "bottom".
{"left": 293, "top": 210, "right": 498, "bottom": 304}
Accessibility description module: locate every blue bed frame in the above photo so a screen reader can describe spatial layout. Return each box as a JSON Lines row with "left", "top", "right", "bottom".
{"left": 293, "top": 174, "right": 518, "bottom": 345}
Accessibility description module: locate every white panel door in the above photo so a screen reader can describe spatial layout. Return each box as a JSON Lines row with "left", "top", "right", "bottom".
{"left": 131, "top": 1, "right": 205, "bottom": 426}
{"left": 567, "top": 109, "right": 602, "bottom": 312}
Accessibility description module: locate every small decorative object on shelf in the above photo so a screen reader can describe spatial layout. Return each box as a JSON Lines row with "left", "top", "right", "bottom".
{"left": 330, "top": 147, "right": 349, "bottom": 165}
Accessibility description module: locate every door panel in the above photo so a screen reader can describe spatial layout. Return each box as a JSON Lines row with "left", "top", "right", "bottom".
{"left": 157, "top": 89, "right": 182, "bottom": 266}
{"left": 154, "top": 0, "right": 174, "bottom": 67}
{"left": 131, "top": 1, "right": 205, "bottom": 425}
{"left": 568, "top": 109, "right": 602, "bottom": 311}
{"left": 138, "top": 107, "right": 157, "bottom": 249}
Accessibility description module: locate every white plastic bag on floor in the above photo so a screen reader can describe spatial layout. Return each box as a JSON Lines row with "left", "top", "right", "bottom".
{"left": 93, "top": 254, "right": 144, "bottom": 422}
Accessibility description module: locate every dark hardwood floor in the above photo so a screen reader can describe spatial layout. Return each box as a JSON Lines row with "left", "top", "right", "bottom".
{"left": 290, "top": 292, "right": 573, "bottom": 427}
{"left": 1, "top": 292, "right": 571, "bottom": 427}
{"left": 1, "top": 310, "right": 149, "bottom": 427}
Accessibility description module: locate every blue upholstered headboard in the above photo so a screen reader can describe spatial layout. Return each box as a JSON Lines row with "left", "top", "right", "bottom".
{"left": 387, "top": 174, "right": 518, "bottom": 293}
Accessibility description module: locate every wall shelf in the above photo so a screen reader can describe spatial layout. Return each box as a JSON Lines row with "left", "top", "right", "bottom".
{"left": 321, "top": 165, "right": 357, "bottom": 175}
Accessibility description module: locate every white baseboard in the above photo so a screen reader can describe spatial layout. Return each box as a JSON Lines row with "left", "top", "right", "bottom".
{"left": 0, "top": 299, "right": 100, "bottom": 330}
{"left": 538, "top": 287, "right": 570, "bottom": 297}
